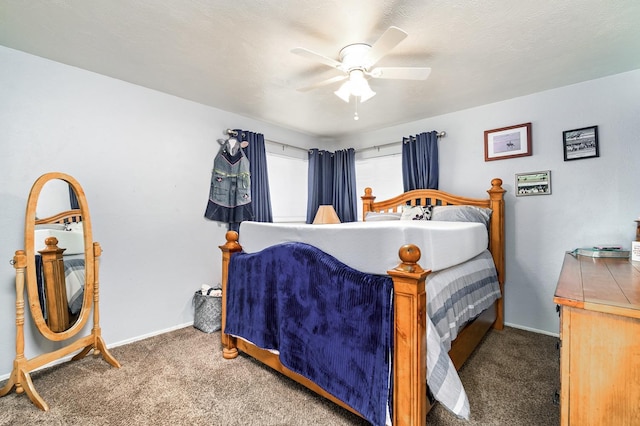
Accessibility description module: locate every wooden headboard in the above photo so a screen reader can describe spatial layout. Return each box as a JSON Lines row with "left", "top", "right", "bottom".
{"left": 35, "top": 209, "right": 82, "bottom": 225}
{"left": 361, "top": 178, "right": 506, "bottom": 326}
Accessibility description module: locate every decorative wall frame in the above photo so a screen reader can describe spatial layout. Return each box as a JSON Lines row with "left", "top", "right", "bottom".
{"left": 515, "top": 170, "right": 551, "bottom": 197}
{"left": 484, "top": 122, "right": 532, "bottom": 161}
{"left": 563, "top": 125, "right": 599, "bottom": 161}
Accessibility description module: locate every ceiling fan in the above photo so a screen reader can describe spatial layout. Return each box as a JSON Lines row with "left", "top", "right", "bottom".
{"left": 292, "top": 26, "right": 431, "bottom": 104}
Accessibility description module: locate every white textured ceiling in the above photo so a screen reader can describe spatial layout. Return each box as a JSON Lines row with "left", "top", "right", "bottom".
{"left": 1, "top": 1, "right": 639, "bottom": 139}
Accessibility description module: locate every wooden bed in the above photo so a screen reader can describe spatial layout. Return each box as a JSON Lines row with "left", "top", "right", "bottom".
{"left": 219, "top": 178, "right": 505, "bottom": 425}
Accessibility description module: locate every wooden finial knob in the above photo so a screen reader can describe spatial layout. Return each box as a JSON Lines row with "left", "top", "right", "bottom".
{"left": 220, "top": 230, "right": 242, "bottom": 253}
{"left": 399, "top": 244, "right": 421, "bottom": 264}
{"left": 390, "top": 244, "right": 426, "bottom": 274}
{"left": 225, "top": 231, "right": 239, "bottom": 243}
{"left": 44, "top": 237, "right": 59, "bottom": 248}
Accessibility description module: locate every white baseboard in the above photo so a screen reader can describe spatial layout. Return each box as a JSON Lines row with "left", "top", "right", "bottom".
{"left": 0, "top": 322, "right": 194, "bottom": 382}
{"left": 504, "top": 322, "right": 559, "bottom": 338}
{"left": 108, "top": 321, "right": 194, "bottom": 349}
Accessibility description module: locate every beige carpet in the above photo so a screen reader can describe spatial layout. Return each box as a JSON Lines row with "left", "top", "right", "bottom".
{"left": 0, "top": 326, "right": 559, "bottom": 425}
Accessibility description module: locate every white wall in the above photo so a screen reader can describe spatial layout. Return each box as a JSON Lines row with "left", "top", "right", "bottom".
{"left": 341, "top": 69, "right": 640, "bottom": 335}
{"left": 0, "top": 46, "right": 318, "bottom": 378}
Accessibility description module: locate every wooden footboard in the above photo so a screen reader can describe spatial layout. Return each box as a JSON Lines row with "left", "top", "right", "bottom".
{"left": 220, "top": 231, "right": 431, "bottom": 425}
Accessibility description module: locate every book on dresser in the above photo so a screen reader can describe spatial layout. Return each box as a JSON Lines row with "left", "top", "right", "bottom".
{"left": 570, "top": 246, "right": 630, "bottom": 258}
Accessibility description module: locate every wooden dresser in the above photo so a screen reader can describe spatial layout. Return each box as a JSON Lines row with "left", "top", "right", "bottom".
{"left": 554, "top": 253, "right": 640, "bottom": 425}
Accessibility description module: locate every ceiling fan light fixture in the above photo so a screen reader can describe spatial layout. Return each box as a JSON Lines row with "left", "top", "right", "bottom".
{"left": 334, "top": 81, "right": 352, "bottom": 103}
{"left": 349, "top": 69, "right": 376, "bottom": 102}
{"left": 358, "top": 85, "right": 376, "bottom": 103}
{"left": 333, "top": 69, "right": 376, "bottom": 103}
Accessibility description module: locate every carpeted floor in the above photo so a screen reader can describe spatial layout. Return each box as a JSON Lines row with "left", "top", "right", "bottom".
{"left": 0, "top": 326, "right": 559, "bottom": 425}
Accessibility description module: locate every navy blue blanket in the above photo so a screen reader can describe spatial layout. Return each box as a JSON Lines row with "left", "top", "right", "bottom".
{"left": 225, "top": 242, "right": 393, "bottom": 426}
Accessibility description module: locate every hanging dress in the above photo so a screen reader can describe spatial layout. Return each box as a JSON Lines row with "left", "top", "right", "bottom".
{"left": 204, "top": 140, "right": 254, "bottom": 224}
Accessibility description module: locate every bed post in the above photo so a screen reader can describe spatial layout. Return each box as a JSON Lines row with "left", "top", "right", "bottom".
{"left": 387, "top": 244, "right": 430, "bottom": 426}
{"left": 219, "top": 230, "right": 242, "bottom": 359}
{"left": 487, "top": 178, "right": 505, "bottom": 330}
{"left": 37, "top": 238, "right": 70, "bottom": 332}
{"left": 361, "top": 187, "right": 376, "bottom": 221}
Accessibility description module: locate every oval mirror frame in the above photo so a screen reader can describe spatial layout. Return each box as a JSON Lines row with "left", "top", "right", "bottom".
{"left": 24, "top": 172, "right": 95, "bottom": 341}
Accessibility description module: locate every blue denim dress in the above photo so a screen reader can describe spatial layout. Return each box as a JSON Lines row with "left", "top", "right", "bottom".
{"left": 204, "top": 141, "right": 254, "bottom": 224}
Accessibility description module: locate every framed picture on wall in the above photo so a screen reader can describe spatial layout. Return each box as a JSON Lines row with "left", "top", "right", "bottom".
{"left": 484, "top": 122, "right": 532, "bottom": 161}
{"left": 515, "top": 170, "right": 551, "bottom": 196}
{"left": 562, "top": 125, "right": 599, "bottom": 161}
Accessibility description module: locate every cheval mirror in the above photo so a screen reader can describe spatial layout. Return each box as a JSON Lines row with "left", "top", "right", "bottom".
{"left": 0, "top": 172, "right": 120, "bottom": 411}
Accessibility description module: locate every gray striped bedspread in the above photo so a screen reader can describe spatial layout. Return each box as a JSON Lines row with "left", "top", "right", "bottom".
{"left": 64, "top": 258, "right": 85, "bottom": 315}
{"left": 425, "top": 249, "right": 501, "bottom": 419}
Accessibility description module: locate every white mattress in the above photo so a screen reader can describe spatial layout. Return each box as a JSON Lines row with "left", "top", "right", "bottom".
{"left": 238, "top": 220, "right": 488, "bottom": 275}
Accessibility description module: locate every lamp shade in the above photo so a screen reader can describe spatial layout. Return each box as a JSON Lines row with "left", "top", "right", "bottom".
{"left": 312, "top": 205, "right": 341, "bottom": 224}
{"left": 334, "top": 81, "right": 352, "bottom": 103}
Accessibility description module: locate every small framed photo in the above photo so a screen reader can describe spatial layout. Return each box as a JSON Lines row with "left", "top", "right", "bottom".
{"left": 563, "top": 125, "right": 599, "bottom": 161}
{"left": 484, "top": 122, "right": 532, "bottom": 161}
{"left": 516, "top": 170, "right": 551, "bottom": 197}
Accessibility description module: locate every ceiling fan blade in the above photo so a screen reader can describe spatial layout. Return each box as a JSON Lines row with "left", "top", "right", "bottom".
{"left": 370, "top": 67, "right": 432, "bottom": 80}
{"left": 296, "top": 75, "right": 347, "bottom": 92}
{"left": 291, "top": 47, "right": 343, "bottom": 69}
{"left": 366, "top": 26, "right": 408, "bottom": 66}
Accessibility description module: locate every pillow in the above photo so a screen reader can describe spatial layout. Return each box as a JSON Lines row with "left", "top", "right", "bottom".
{"left": 65, "top": 221, "right": 83, "bottom": 232}
{"left": 400, "top": 205, "right": 433, "bottom": 221}
{"left": 431, "top": 205, "right": 492, "bottom": 228}
{"left": 365, "top": 211, "right": 402, "bottom": 221}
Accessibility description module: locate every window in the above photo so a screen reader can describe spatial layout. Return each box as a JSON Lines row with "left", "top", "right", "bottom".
{"left": 266, "top": 153, "right": 308, "bottom": 222}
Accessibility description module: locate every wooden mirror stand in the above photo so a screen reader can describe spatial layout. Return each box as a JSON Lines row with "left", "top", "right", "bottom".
{"left": 0, "top": 172, "right": 120, "bottom": 411}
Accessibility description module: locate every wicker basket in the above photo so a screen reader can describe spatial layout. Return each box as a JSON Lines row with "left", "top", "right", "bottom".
{"left": 193, "top": 290, "right": 222, "bottom": 333}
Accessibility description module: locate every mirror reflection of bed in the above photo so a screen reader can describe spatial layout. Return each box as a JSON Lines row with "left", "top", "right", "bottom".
{"left": 34, "top": 212, "right": 85, "bottom": 332}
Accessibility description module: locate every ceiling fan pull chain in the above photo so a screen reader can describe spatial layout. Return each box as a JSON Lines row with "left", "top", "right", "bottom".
{"left": 354, "top": 97, "right": 359, "bottom": 121}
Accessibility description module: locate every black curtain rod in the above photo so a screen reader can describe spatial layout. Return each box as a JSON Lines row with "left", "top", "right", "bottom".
{"left": 265, "top": 139, "right": 309, "bottom": 153}
{"left": 258, "top": 131, "right": 447, "bottom": 155}
{"left": 357, "top": 131, "right": 446, "bottom": 153}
